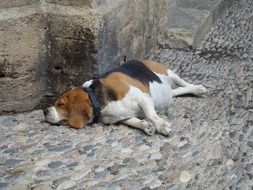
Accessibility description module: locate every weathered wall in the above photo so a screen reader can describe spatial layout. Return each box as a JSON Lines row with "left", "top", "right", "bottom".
{"left": 156, "top": 0, "right": 227, "bottom": 49}
{"left": 0, "top": 2, "right": 46, "bottom": 113}
{"left": 94, "top": 0, "right": 169, "bottom": 73}
{"left": 0, "top": 0, "right": 228, "bottom": 113}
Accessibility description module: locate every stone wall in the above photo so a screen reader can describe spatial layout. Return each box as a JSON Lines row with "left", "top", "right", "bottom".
{"left": 0, "top": 2, "right": 46, "bottom": 113}
{"left": 0, "top": 0, "right": 227, "bottom": 113}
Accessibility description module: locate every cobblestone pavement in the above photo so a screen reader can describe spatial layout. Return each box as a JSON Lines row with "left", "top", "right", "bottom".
{"left": 1, "top": 0, "right": 253, "bottom": 189}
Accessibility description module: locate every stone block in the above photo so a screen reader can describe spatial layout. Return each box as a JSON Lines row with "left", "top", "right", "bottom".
{"left": 95, "top": 0, "right": 149, "bottom": 73}
{"left": 0, "top": 0, "right": 39, "bottom": 9}
{"left": 45, "top": 0, "right": 91, "bottom": 7}
{"left": 0, "top": 14, "right": 46, "bottom": 112}
{"left": 157, "top": 0, "right": 225, "bottom": 50}
{"left": 46, "top": 12, "right": 98, "bottom": 94}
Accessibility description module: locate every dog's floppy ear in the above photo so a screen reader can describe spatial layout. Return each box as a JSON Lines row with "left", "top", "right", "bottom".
{"left": 68, "top": 114, "right": 86, "bottom": 129}
{"left": 68, "top": 100, "right": 91, "bottom": 129}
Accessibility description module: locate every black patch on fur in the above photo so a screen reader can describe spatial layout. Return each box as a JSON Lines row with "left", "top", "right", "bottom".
{"left": 89, "top": 79, "right": 117, "bottom": 105}
{"left": 102, "top": 60, "right": 162, "bottom": 85}
{"left": 105, "top": 88, "right": 117, "bottom": 101}
{"left": 89, "top": 80, "right": 106, "bottom": 104}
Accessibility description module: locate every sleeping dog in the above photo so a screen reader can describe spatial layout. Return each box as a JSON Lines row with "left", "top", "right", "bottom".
{"left": 44, "top": 60, "right": 206, "bottom": 135}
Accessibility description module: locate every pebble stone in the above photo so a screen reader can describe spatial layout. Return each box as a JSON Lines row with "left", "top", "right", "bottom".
{"left": 1, "top": 0, "right": 253, "bottom": 189}
{"left": 180, "top": 171, "right": 192, "bottom": 183}
{"left": 8, "top": 184, "right": 28, "bottom": 190}
{"left": 226, "top": 159, "right": 234, "bottom": 167}
{"left": 56, "top": 180, "right": 75, "bottom": 190}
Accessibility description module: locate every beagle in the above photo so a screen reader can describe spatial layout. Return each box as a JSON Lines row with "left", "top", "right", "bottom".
{"left": 44, "top": 60, "right": 206, "bottom": 135}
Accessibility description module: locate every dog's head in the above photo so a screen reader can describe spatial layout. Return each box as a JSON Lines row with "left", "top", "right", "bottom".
{"left": 44, "top": 88, "right": 93, "bottom": 129}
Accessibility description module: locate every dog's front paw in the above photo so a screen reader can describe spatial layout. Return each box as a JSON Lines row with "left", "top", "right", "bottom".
{"left": 140, "top": 120, "right": 155, "bottom": 136}
{"left": 156, "top": 120, "right": 172, "bottom": 136}
{"left": 193, "top": 85, "right": 207, "bottom": 96}
{"left": 143, "top": 123, "right": 155, "bottom": 136}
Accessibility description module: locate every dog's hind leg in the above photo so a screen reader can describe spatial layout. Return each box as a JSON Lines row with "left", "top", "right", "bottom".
{"left": 172, "top": 85, "right": 207, "bottom": 97}
{"left": 121, "top": 117, "right": 155, "bottom": 136}
{"left": 167, "top": 69, "right": 193, "bottom": 87}
{"left": 167, "top": 69, "right": 207, "bottom": 97}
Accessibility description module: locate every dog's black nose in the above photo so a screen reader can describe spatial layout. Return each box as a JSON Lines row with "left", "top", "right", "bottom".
{"left": 43, "top": 109, "right": 49, "bottom": 116}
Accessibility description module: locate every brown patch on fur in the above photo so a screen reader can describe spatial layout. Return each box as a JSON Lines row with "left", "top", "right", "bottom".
{"left": 142, "top": 60, "right": 168, "bottom": 75}
{"left": 55, "top": 88, "right": 92, "bottom": 129}
{"left": 54, "top": 96, "right": 69, "bottom": 120}
{"left": 101, "top": 72, "right": 150, "bottom": 100}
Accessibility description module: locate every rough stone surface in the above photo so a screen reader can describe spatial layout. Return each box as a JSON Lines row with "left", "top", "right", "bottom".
{"left": 157, "top": 0, "right": 227, "bottom": 50}
{"left": 0, "top": 0, "right": 39, "bottom": 9}
{"left": 0, "top": 12, "right": 46, "bottom": 112}
{"left": 1, "top": 0, "right": 253, "bottom": 189}
{"left": 0, "top": 0, "right": 228, "bottom": 113}
{"left": 45, "top": 9, "right": 99, "bottom": 95}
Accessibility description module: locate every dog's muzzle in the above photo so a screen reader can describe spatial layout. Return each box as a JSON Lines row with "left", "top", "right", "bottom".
{"left": 43, "top": 107, "right": 61, "bottom": 124}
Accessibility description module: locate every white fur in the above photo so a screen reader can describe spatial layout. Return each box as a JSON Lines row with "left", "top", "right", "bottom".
{"left": 82, "top": 80, "right": 93, "bottom": 88}
{"left": 100, "top": 75, "right": 174, "bottom": 136}
{"left": 45, "top": 106, "right": 61, "bottom": 124}
{"left": 167, "top": 69, "right": 192, "bottom": 87}
{"left": 167, "top": 69, "right": 207, "bottom": 96}
{"left": 121, "top": 117, "right": 155, "bottom": 136}
{"left": 99, "top": 71, "right": 206, "bottom": 135}
{"left": 101, "top": 86, "right": 142, "bottom": 124}
{"left": 172, "top": 85, "right": 207, "bottom": 96}
{"left": 150, "top": 73, "right": 173, "bottom": 111}
{"left": 49, "top": 68, "right": 206, "bottom": 135}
